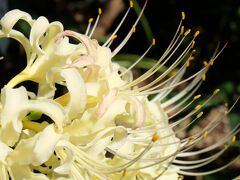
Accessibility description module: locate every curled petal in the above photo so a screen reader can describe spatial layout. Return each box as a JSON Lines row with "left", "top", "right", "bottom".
{"left": 0, "top": 9, "right": 32, "bottom": 34}
{"left": 96, "top": 89, "right": 117, "bottom": 118}
{"left": 64, "top": 55, "right": 95, "bottom": 68}
{"left": 8, "top": 124, "right": 61, "bottom": 166}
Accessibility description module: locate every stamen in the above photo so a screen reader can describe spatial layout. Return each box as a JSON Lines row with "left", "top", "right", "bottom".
{"left": 184, "top": 29, "right": 191, "bottom": 36}
{"left": 103, "top": 0, "right": 135, "bottom": 46}
{"left": 88, "top": 8, "right": 102, "bottom": 38}
{"left": 202, "top": 74, "right": 206, "bottom": 81}
{"left": 203, "top": 61, "right": 208, "bottom": 66}
{"left": 181, "top": 26, "right": 184, "bottom": 35}
{"left": 106, "top": 35, "right": 118, "bottom": 48}
{"left": 130, "top": 0, "right": 134, "bottom": 8}
{"left": 194, "top": 94, "right": 201, "bottom": 100}
{"left": 111, "top": 0, "right": 149, "bottom": 57}
{"left": 132, "top": 25, "right": 136, "bottom": 33}
{"left": 181, "top": 12, "right": 186, "bottom": 20}
{"left": 85, "top": 18, "right": 94, "bottom": 36}
{"left": 213, "top": 88, "right": 220, "bottom": 95}
{"left": 231, "top": 135, "right": 236, "bottom": 143}
{"left": 203, "top": 131, "right": 208, "bottom": 138}
{"left": 194, "top": 30, "right": 200, "bottom": 37}
{"left": 152, "top": 132, "right": 159, "bottom": 142}
{"left": 120, "top": 40, "right": 154, "bottom": 77}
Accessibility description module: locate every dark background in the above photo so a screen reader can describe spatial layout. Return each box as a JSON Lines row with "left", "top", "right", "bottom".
{"left": 0, "top": 0, "right": 239, "bottom": 179}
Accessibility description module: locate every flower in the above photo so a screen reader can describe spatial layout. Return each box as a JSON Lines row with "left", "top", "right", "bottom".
{"left": 0, "top": 1, "right": 239, "bottom": 179}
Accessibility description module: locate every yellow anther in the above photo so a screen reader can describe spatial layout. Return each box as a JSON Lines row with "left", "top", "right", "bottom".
{"left": 130, "top": 0, "right": 134, "bottom": 8}
{"left": 194, "top": 94, "right": 201, "bottom": 100}
{"left": 204, "top": 131, "right": 208, "bottom": 138}
{"left": 181, "top": 11, "right": 185, "bottom": 20}
{"left": 195, "top": 105, "right": 202, "bottom": 110}
{"left": 196, "top": 112, "right": 203, "bottom": 118}
{"left": 180, "top": 26, "right": 184, "bottom": 35}
{"left": 122, "top": 169, "right": 127, "bottom": 177}
{"left": 189, "top": 56, "right": 195, "bottom": 61}
{"left": 178, "top": 175, "right": 184, "bottom": 180}
{"left": 88, "top": 18, "right": 94, "bottom": 23}
{"left": 152, "top": 132, "right": 159, "bottom": 142}
{"left": 192, "top": 49, "right": 196, "bottom": 53}
{"left": 111, "top": 34, "right": 118, "bottom": 40}
{"left": 188, "top": 136, "right": 195, "bottom": 143}
{"left": 213, "top": 89, "right": 220, "bottom": 95}
{"left": 186, "top": 60, "right": 190, "bottom": 67}
{"left": 202, "top": 74, "right": 206, "bottom": 81}
{"left": 184, "top": 29, "right": 191, "bottom": 36}
{"left": 132, "top": 25, "right": 136, "bottom": 33}
{"left": 224, "top": 103, "right": 228, "bottom": 107}
{"left": 98, "top": 8, "right": 102, "bottom": 15}
{"left": 194, "top": 30, "right": 200, "bottom": 37}
{"left": 152, "top": 38, "right": 156, "bottom": 45}
{"left": 231, "top": 135, "right": 236, "bottom": 143}
{"left": 203, "top": 61, "right": 208, "bottom": 67}
{"left": 191, "top": 40, "right": 195, "bottom": 48}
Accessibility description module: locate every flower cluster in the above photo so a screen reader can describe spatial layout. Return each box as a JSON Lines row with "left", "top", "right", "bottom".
{"left": 0, "top": 1, "right": 239, "bottom": 179}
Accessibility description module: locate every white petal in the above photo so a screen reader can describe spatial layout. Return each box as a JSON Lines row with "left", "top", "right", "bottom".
{"left": 29, "top": 16, "right": 50, "bottom": 55}
{"left": 60, "top": 68, "right": 86, "bottom": 120}
{"left": 8, "top": 125, "right": 61, "bottom": 166}
{"left": 54, "top": 140, "right": 74, "bottom": 174}
{"left": 0, "top": 140, "right": 13, "bottom": 163}
{"left": 0, "top": 9, "right": 32, "bottom": 34}
{"left": 10, "top": 165, "right": 49, "bottom": 180}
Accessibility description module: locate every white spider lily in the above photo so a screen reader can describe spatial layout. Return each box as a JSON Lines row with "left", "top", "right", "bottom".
{"left": 0, "top": 0, "right": 239, "bottom": 179}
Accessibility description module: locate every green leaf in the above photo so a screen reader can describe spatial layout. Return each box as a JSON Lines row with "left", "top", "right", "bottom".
{"left": 113, "top": 53, "right": 167, "bottom": 72}
{"left": 132, "top": 0, "right": 153, "bottom": 41}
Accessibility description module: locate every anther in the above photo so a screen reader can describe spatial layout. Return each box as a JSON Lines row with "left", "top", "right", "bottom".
{"left": 130, "top": 0, "right": 134, "bottom": 8}
{"left": 203, "top": 61, "right": 208, "bottom": 67}
{"left": 152, "top": 132, "right": 159, "bottom": 142}
{"left": 152, "top": 38, "right": 156, "bottom": 46}
{"left": 204, "top": 131, "right": 208, "bottom": 138}
{"left": 111, "top": 34, "right": 118, "bottom": 40}
{"left": 196, "top": 112, "right": 203, "bottom": 118}
{"left": 213, "top": 89, "right": 220, "bottom": 95}
{"left": 232, "top": 135, "right": 236, "bottom": 143}
{"left": 194, "top": 30, "right": 200, "bottom": 37}
{"left": 98, "top": 8, "right": 102, "bottom": 15}
{"left": 191, "top": 40, "right": 195, "bottom": 48}
{"left": 195, "top": 105, "right": 201, "bottom": 110}
{"left": 88, "top": 18, "right": 94, "bottom": 23}
{"left": 181, "top": 12, "right": 185, "bottom": 20}
{"left": 132, "top": 25, "right": 136, "bottom": 33}
{"left": 188, "top": 136, "right": 195, "bottom": 143}
{"left": 194, "top": 94, "right": 201, "bottom": 100}
{"left": 122, "top": 169, "right": 127, "bottom": 177}
{"left": 202, "top": 74, "right": 206, "bottom": 81}
{"left": 184, "top": 29, "right": 191, "bottom": 36}
{"left": 180, "top": 26, "right": 184, "bottom": 35}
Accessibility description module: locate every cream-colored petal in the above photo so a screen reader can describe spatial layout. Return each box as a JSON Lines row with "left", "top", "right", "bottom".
{"left": 0, "top": 140, "right": 13, "bottom": 163}
{"left": 29, "top": 16, "right": 50, "bottom": 55}
{"left": 60, "top": 68, "right": 86, "bottom": 121}
{"left": 8, "top": 125, "right": 61, "bottom": 166}
{"left": 10, "top": 165, "right": 49, "bottom": 180}
{"left": 0, "top": 9, "right": 32, "bottom": 34}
